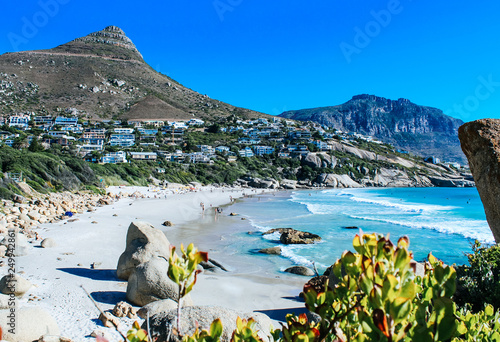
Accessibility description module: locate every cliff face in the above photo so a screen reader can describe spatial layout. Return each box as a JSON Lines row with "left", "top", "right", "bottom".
{"left": 280, "top": 94, "right": 466, "bottom": 164}
{"left": 458, "top": 119, "right": 500, "bottom": 243}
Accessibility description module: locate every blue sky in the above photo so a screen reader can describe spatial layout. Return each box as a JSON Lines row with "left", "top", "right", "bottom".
{"left": 1, "top": 0, "right": 500, "bottom": 121}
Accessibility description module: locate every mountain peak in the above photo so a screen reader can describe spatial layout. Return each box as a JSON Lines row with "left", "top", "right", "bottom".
{"left": 48, "top": 25, "right": 143, "bottom": 61}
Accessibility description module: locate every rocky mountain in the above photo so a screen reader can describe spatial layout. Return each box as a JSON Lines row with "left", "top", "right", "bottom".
{"left": 0, "top": 26, "right": 266, "bottom": 121}
{"left": 279, "top": 94, "right": 466, "bottom": 164}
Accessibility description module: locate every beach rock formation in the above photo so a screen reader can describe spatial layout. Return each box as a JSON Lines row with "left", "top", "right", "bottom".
{"left": 0, "top": 274, "right": 32, "bottom": 296}
{"left": 144, "top": 306, "right": 273, "bottom": 342}
{"left": 459, "top": 119, "right": 500, "bottom": 242}
{"left": 281, "top": 179, "right": 298, "bottom": 189}
{"left": 244, "top": 177, "right": 280, "bottom": 189}
{"left": 126, "top": 256, "right": 192, "bottom": 306}
{"left": 280, "top": 230, "right": 321, "bottom": 245}
{"left": 285, "top": 266, "right": 316, "bottom": 276}
{"left": 258, "top": 246, "right": 282, "bottom": 255}
{"left": 117, "top": 221, "right": 171, "bottom": 280}
{"left": 316, "top": 173, "right": 362, "bottom": 188}
{"left": 0, "top": 307, "right": 59, "bottom": 342}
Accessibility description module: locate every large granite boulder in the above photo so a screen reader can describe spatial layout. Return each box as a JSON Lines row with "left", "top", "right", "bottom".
{"left": 302, "top": 153, "right": 337, "bottom": 169}
{"left": 126, "top": 256, "right": 192, "bottom": 307}
{"left": 137, "top": 298, "right": 193, "bottom": 319}
{"left": 117, "top": 221, "right": 171, "bottom": 280}
{"left": 284, "top": 266, "right": 315, "bottom": 276}
{"left": 459, "top": 119, "right": 500, "bottom": 242}
{"left": 0, "top": 307, "right": 59, "bottom": 342}
{"left": 0, "top": 274, "right": 32, "bottom": 296}
{"left": 143, "top": 306, "right": 273, "bottom": 342}
{"left": 316, "top": 173, "right": 362, "bottom": 188}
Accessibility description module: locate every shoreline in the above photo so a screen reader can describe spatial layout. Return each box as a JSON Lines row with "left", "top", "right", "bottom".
{"left": 10, "top": 185, "right": 307, "bottom": 341}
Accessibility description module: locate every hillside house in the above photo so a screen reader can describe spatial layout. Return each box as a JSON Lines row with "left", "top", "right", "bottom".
{"left": 109, "top": 134, "right": 135, "bottom": 147}
{"left": 54, "top": 117, "right": 78, "bottom": 126}
{"left": 239, "top": 147, "right": 255, "bottom": 158}
{"left": 114, "top": 128, "right": 134, "bottom": 134}
{"left": 102, "top": 151, "right": 127, "bottom": 164}
{"left": 253, "top": 145, "right": 275, "bottom": 156}
{"left": 129, "top": 152, "right": 158, "bottom": 160}
{"left": 9, "top": 114, "right": 30, "bottom": 130}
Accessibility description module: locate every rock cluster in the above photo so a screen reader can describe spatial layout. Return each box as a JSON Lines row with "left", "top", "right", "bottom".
{"left": 0, "top": 191, "right": 115, "bottom": 235}
{"left": 263, "top": 228, "right": 322, "bottom": 245}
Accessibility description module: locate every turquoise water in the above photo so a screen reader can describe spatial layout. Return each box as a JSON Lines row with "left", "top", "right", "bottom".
{"left": 223, "top": 188, "right": 491, "bottom": 274}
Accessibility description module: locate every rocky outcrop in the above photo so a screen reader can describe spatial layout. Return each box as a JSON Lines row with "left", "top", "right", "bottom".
{"left": 281, "top": 179, "right": 298, "bottom": 189}
{"left": 316, "top": 173, "right": 362, "bottom": 188}
{"left": 117, "top": 221, "right": 171, "bottom": 280}
{"left": 144, "top": 306, "right": 273, "bottom": 342}
{"left": 427, "top": 175, "right": 475, "bottom": 187}
{"left": 280, "top": 230, "right": 321, "bottom": 245}
{"left": 458, "top": 119, "right": 500, "bottom": 242}
{"left": 302, "top": 153, "right": 337, "bottom": 169}
{"left": 244, "top": 177, "right": 279, "bottom": 189}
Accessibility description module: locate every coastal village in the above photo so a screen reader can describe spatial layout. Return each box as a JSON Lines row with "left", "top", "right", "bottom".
{"left": 1, "top": 111, "right": 459, "bottom": 169}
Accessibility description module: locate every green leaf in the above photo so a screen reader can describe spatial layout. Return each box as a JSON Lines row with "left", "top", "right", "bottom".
{"left": 485, "top": 304, "right": 494, "bottom": 317}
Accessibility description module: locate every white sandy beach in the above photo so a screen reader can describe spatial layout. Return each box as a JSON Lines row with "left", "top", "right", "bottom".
{"left": 12, "top": 186, "right": 307, "bottom": 341}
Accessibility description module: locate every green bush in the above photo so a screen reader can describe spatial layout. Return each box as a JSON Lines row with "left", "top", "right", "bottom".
{"left": 455, "top": 241, "right": 500, "bottom": 312}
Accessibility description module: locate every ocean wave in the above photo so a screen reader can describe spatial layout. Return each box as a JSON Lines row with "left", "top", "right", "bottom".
{"left": 348, "top": 214, "right": 494, "bottom": 244}
{"left": 349, "top": 196, "right": 457, "bottom": 213}
{"left": 262, "top": 232, "right": 281, "bottom": 241}
{"left": 280, "top": 246, "right": 329, "bottom": 270}
{"left": 247, "top": 219, "right": 272, "bottom": 233}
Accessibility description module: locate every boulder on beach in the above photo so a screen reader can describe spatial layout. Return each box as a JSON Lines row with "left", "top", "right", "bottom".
{"left": 126, "top": 256, "right": 192, "bottom": 306}
{"left": 117, "top": 221, "right": 171, "bottom": 280}
{"left": 0, "top": 274, "right": 32, "bottom": 296}
{"left": 112, "top": 301, "right": 137, "bottom": 318}
{"left": 284, "top": 266, "right": 316, "bottom": 276}
{"left": 0, "top": 307, "right": 59, "bottom": 342}
{"left": 258, "top": 246, "right": 282, "bottom": 255}
{"left": 0, "top": 232, "right": 30, "bottom": 256}
{"left": 144, "top": 306, "right": 274, "bottom": 342}
{"left": 41, "top": 238, "right": 56, "bottom": 248}
{"left": 280, "top": 230, "right": 321, "bottom": 245}
{"left": 137, "top": 298, "right": 193, "bottom": 319}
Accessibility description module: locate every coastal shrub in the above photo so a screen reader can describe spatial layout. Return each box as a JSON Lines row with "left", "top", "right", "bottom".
{"left": 177, "top": 234, "right": 500, "bottom": 342}
{"left": 168, "top": 243, "right": 209, "bottom": 335}
{"left": 454, "top": 241, "right": 500, "bottom": 312}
